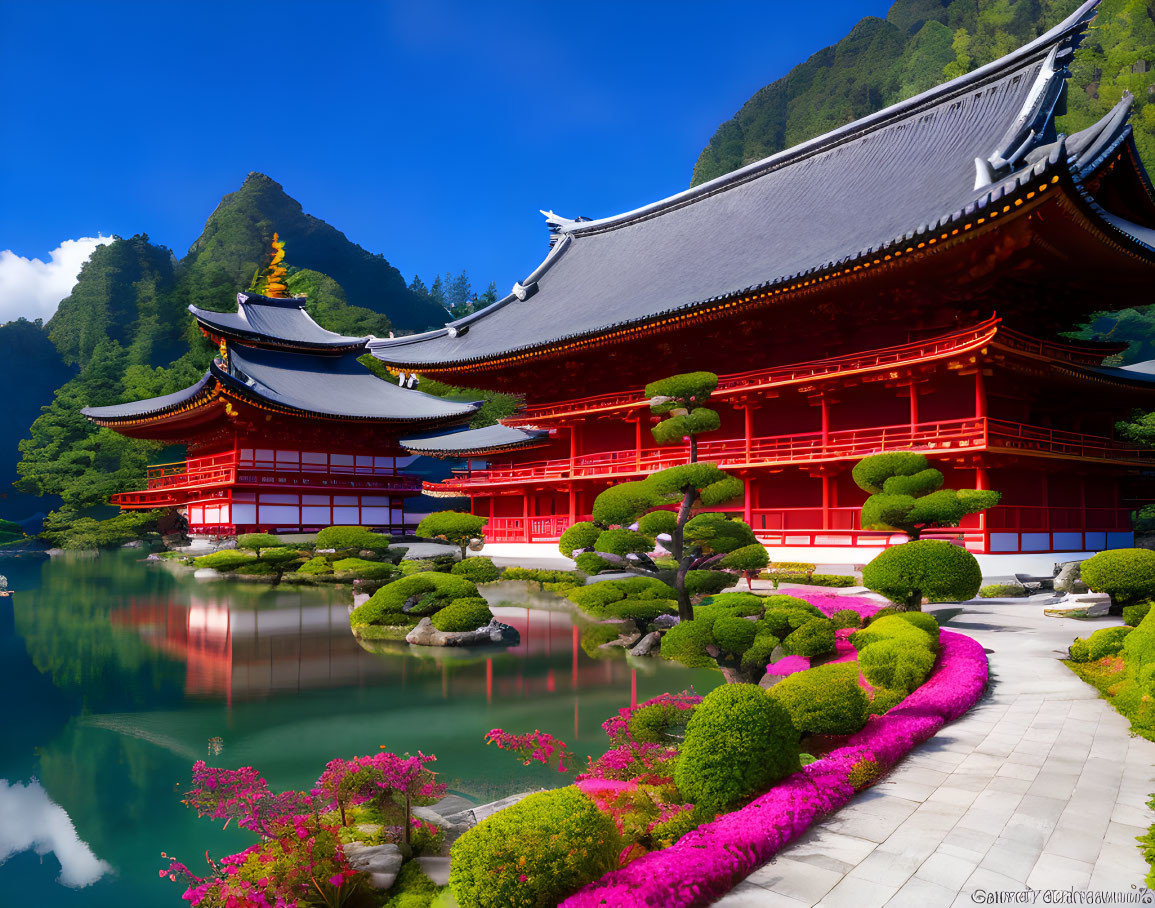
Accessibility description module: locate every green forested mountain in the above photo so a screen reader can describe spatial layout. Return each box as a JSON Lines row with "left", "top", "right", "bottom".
{"left": 692, "top": 0, "right": 1155, "bottom": 186}
{"left": 185, "top": 172, "right": 447, "bottom": 331}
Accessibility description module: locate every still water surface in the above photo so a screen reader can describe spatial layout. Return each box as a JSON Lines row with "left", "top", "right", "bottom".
{"left": 0, "top": 550, "right": 719, "bottom": 906}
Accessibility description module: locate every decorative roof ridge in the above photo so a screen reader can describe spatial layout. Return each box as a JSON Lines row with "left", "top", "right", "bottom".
{"left": 550, "top": 0, "right": 1099, "bottom": 240}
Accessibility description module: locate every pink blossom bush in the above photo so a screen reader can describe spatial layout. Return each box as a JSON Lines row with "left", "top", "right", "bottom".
{"left": 602, "top": 691, "right": 701, "bottom": 746}
{"left": 763, "top": 654, "right": 810, "bottom": 677}
{"left": 792, "top": 591, "right": 880, "bottom": 620}
{"left": 560, "top": 630, "right": 987, "bottom": 907}
{"left": 484, "top": 728, "right": 575, "bottom": 772}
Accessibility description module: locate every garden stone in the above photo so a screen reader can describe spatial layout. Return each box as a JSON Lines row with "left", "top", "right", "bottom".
{"left": 121, "top": 539, "right": 143, "bottom": 548}
{"left": 344, "top": 843, "right": 402, "bottom": 889}
{"left": 758, "top": 672, "right": 783, "bottom": 691}
{"left": 770, "top": 643, "right": 787, "bottom": 663}
{"left": 405, "top": 617, "right": 520, "bottom": 647}
{"left": 1053, "top": 561, "right": 1088, "bottom": 594}
{"left": 629, "top": 631, "right": 662, "bottom": 656}
{"left": 654, "top": 614, "right": 680, "bottom": 629}
{"left": 411, "top": 806, "right": 450, "bottom": 828}
{"left": 429, "top": 794, "right": 475, "bottom": 818}
{"left": 1072, "top": 593, "right": 1112, "bottom": 616}
{"left": 440, "top": 791, "right": 538, "bottom": 828}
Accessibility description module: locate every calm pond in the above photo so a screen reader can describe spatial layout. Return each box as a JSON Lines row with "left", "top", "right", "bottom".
{"left": 0, "top": 550, "right": 720, "bottom": 906}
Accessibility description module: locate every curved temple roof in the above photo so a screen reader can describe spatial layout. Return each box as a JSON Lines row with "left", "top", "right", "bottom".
{"left": 192, "top": 292, "right": 369, "bottom": 350}
{"left": 83, "top": 373, "right": 214, "bottom": 422}
{"left": 399, "top": 424, "right": 549, "bottom": 457}
{"left": 369, "top": 0, "right": 1150, "bottom": 371}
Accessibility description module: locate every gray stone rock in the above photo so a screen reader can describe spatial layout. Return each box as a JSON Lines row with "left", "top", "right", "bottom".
{"left": 344, "top": 843, "right": 403, "bottom": 888}
{"left": 121, "top": 539, "right": 144, "bottom": 548}
{"left": 758, "top": 672, "right": 782, "bottom": 691}
{"left": 405, "top": 617, "right": 520, "bottom": 648}
{"left": 770, "top": 644, "right": 787, "bottom": 663}
{"left": 1054, "top": 561, "right": 1089, "bottom": 595}
{"left": 429, "top": 794, "right": 476, "bottom": 818}
{"left": 441, "top": 791, "right": 538, "bottom": 828}
{"left": 1073, "top": 592, "right": 1113, "bottom": 617}
{"left": 193, "top": 568, "right": 222, "bottom": 580}
{"left": 629, "top": 631, "right": 662, "bottom": 657}
{"left": 654, "top": 614, "right": 680, "bottom": 630}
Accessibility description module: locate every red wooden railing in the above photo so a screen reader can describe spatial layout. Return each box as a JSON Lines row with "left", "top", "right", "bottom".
{"left": 511, "top": 319, "right": 1001, "bottom": 423}
{"left": 432, "top": 418, "right": 1153, "bottom": 492}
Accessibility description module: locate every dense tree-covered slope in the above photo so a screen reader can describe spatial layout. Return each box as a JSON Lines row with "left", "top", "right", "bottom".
{"left": 185, "top": 173, "right": 447, "bottom": 331}
{"left": 692, "top": 0, "right": 1154, "bottom": 186}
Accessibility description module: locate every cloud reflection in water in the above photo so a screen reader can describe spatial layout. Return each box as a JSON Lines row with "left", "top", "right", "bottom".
{"left": 0, "top": 779, "right": 112, "bottom": 888}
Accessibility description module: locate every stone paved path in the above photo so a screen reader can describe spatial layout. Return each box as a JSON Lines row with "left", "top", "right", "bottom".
{"left": 714, "top": 597, "right": 1155, "bottom": 907}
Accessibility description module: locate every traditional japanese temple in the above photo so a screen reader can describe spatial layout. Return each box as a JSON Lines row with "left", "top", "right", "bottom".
{"left": 374, "top": 0, "right": 1155, "bottom": 556}
{"left": 84, "top": 292, "right": 476, "bottom": 535}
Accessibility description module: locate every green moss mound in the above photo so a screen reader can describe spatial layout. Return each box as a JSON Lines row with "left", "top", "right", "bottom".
{"left": 770, "top": 662, "right": 869, "bottom": 736}
{"left": 675, "top": 684, "right": 800, "bottom": 812}
{"left": 659, "top": 613, "right": 719, "bottom": 668}
{"left": 194, "top": 551, "right": 258, "bottom": 572}
{"left": 431, "top": 597, "right": 493, "bottom": 632}
{"left": 296, "top": 556, "right": 333, "bottom": 575}
{"left": 451, "top": 557, "right": 499, "bottom": 583}
{"left": 331, "top": 557, "right": 399, "bottom": 579}
{"left": 351, "top": 573, "right": 480, "bottom": 626}
{"left": 449, "top": 787, "right": 620, "bottom": 908}
{"left": 781, "top": 617, "right": 836, "bottom": 658}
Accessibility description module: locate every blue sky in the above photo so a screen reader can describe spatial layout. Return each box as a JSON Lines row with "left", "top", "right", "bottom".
{"left": 0, "top": 1, "right": 889, "bottom": 318}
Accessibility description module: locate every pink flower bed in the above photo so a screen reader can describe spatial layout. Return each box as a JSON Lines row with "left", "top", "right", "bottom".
{"left": 763, "top": 654, "right": 810, "bottom": 677}
{"left": 560, "top": 630, "right": 988, "bottom": 907}
{"left": 793, "top": 591, "right": 882, "bottom": 620}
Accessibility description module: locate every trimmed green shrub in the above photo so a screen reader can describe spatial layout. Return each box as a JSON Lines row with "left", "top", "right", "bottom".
{"left": 594, "top": 527, "right": 653, "bottom": 556}
{"left": 713, "top": 616, "right": 758, "bottom": 655}
{"left": 233, "top": 561, "right": 277, "bottom": 576}
{"left": 502, "top": 567, "right": 581, "bottom": 586}
{"left": 660, "top": 613, "right": 719, "bottom": 668}
{"left": 1124, "top": 603, "right": 1153, "bottom": 628}
{"left": 1087, "top": 626, "right": 1133, "bottom": 660}
{"left": 383, "top": 860, "right": 440, "bottom": 908}
{"left": 851, "top": 615, "right": 939, "bottom": 693}
{"left": 416, "top": 511, "right": 487, "bottom": 558}
{"left": 449, "top": 787, "right": 619, "bottom": 908}
{"left": 331, "top": 557, "right": 399, "bottom": 579}
{"left": 894, "top": 611, "right": 940, "bottom": 636}
{"left": 867, "top": 688, "right": 906, "bottom": 715}
{"left": 862, "top": 540, "right": 982, "bottom": 610}
{"left": 236, "top": 532, "right": 282, "bottom": 554}
{"left": 431, "top": 598, "right": 493, "bottom": 632}
{"left": 559, "top": 521, "right": 600, "bottom": 558}
{"left": 831, "top": 609, "right": 862, "bottom": 630}
{"left": 782, "top": 617, "right": 836, "bottom": 658}
{"left": 296, "top": 556, "right": 333, "bottom": 575}
{"left": 684, "top": 570, "right": 734, "bottom": 597}
{"left": 194, "top": 551, "right": 258, "bottom": 572}
{"left": 451, "top": 556, "right": 499, "bottom": 583}
{"left": 867, "top": 606, "right": 899, "bottom": 624}
{"left": 314, "top": 526, "right": 394, "bottom": 552}
{"left": 978, "top": 583, "right": 1029, "bottom": 598}
{"left": 357, "top": 573, "right": 480, "bottom": 622}
{"left": 696, "top": 592, "right": 765, "bottom": 618}
{"left": 758, "top": 608, "right": 818, "bottom": 639}
{"left": 740, "top": 633, "right": 781, "bottom": 673}
{"left": 575, "top": 552, "right": 613, "bottom": 574}
{"left": 675, "top": 684, "right": 800, "bottom": 811}
{"left": 1123, "top": 606, "right": 1155, "bottom": 680}
{"left": 718, "top": 544, "right": 770, "bottom": 573}
{"left": 772, "top": 573, "right": 856, "bottom": 588}
{"left": 762, "top": 594, "right": 823, "bottom": 616}
{"left": 260, "top": 547, "right": 304, "bottom": 566}
{"left": 1082, "top": 549, "right": 1155, "bottom": 607}
{"left": 1068, "top": 637, "right": 1092, "bottom": 663}
{"left": 599, "top": 600, "right": 678, "bottom": 623}
{"left": 769, "top": 662, "right": 869, "bottom": 736}
{"left": 568, "top": 577, "right": 677, "bottom": 620}
{"left": 850, "top": 614, "right": 938, "bottom": 652}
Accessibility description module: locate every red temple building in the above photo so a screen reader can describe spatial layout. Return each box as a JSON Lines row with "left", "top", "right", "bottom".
{"left": 375, "top": 1, "right": 1155, "bottom": 557}
{"left": 84, "top": 292, "right": 477, "bottom": 535}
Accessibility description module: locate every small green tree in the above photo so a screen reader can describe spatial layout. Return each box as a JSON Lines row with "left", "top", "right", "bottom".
{"left": 561, "top": 463, "right": 765, "bottom": 621}
{"left": 646, "top": 371, "right": 721, "bottom": 463}
{"left": 236, "top": 533, "right": 282, "bottom": 556}
{"left": 416, "top": 511, "right": 487, "bottom": 559}
{"left": 853, "top": 452, "right": 1000, "bottom": 540}
{"left": 862, "top": 539, "right": 982, "bottom": 612}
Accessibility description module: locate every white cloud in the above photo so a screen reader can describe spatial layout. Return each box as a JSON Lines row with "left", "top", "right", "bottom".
{"left": 0, "top": 778, "right": 113, "bottom": 888}
{"left": 0, "top": 235, "right": 113, "bottom": 324}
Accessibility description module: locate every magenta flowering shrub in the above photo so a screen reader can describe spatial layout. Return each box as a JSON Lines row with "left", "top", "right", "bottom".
{"left": 163, "top": 749, "right": 447, "bottom": 906}
{"left": 484, "top": 727, "right": 575, "bottom": 772}
{"left": 763, "top": 654, "right": 810, "bottom": 677}
{"left": 560, "top": 630, "right": 987, "bottom": 907}
{"left": 792, "top": 591, "right": 880, "bottom": 620}
{"left": 578, "top": 742, "right": 680, "bottom": 785}
{"left": 602, "top": 690, "right": 701, "bottom": 745}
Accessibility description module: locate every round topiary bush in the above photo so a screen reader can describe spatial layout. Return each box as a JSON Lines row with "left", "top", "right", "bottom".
{"left": 769, "top": 662, "right": 869, "bottom": 736}
{"left": 448, "top": 786, "right": 620, "bottom": 908}
{"left": 1123, "top": 603, "right": 1152, "bottom": 628}
{"left": 684, "top": 570, "right": 734, "bottom": 597}
{"left": 862, "top": 540, "right": 982, "bottom": 610}
{"left": 1081, "top": 549, "right": 1155, "bottom": 608}
{"left": 354, "top": 572, "right": 480, "bottom": 623}
{"left": 559, "top": 521, "right": 600, "bottom": 558}
{"left": 740, "top": 633, "right": 781, "bottom": 673}
{"left": 628, "top": 701, "right": 696, "bottom": 744}
{"left": 831, "top": 609, "right": 863, "bottom": 630}
{"left": 659, "top": 613, "right": 718, "bottom": 668}
{"left": 712, "top": 616, "right": 758, "bottom": 655}
{"left": 699, "top": 592, "right": 765, "bottom": 616}
{"left": 781, "top": 617, "right": 836, "bottom": 658}
{"left": 867, "top": 688, "right": 906, "bottom": 715}
{"left": 296, "top": 556, "right": 333, "bottom": 575}
{"left": 859, "top": 639, "right": 937, "bottom": 693}
{"left": 194, "top": 551, "right": 259, "bottom": 572}
{"left": 1086, "top": 625, "right": 1132, "bottom": 660}
{"left": 574, "top": 552, "right": 613, "bottom": 574}
{"left": 675, "top": 684, "right": 800, "bottom": 811}
{"left": 431, "top": 597, "right": 494, "bottom": 632}
{"left": 1068, "top": 637, "right": 1091, "bottom": 663}
{"left": 451, "top": 556, "right": 500, "bottom": 583}
{"left": 314, "top": 526, "right": 393, "bottom": 552}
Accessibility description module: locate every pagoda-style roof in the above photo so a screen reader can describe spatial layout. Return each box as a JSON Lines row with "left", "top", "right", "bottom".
{"left": 192, "top": 292, "right": 369, "bottom": 351}
{"left": 83, "top": 373, "right": 215, "bottom": 423}
{"left": 369, "top": 0, "right": 1153, "bottom": 374}
{"left": 399, "top": 424, "right": 549, "bottom": 458}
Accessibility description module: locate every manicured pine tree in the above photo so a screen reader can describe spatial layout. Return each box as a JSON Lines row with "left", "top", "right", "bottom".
{"left": 646, "top": 371, "right": 721, "bottom": 463}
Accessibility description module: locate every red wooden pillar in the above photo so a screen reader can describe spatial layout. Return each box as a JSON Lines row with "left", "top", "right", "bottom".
{"left": 743, "top": 403, "right": 753, "bottom": 463}
{"left": 522, "top": 493, "right": 530, "bottom": 543}
{"left": 821, "top": 473, "right": 831, "bottom": 530}
{"left": 743, "top": 475, "right": 753, "bottom": 526}
{"left": 634, "top": 417, "right": 643, "bottom": 471}
{"left": 568, "top": 485, "right": 576, "bottom": 525}
{"left": 908, "top": 383, "right": 919, "bottom": 431}
{"left": 820, "top": 396, "right": 830, "bottom": 449}
{"left": 975, "top": 462, "right": 989, "bottom": 550}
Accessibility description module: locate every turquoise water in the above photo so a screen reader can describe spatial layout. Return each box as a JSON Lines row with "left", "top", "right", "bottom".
{"left": 0, "top": 551, "right": 720, "bottom": 906}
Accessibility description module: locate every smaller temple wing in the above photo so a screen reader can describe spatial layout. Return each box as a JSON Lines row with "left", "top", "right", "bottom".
{"left": 399, "top": 424, "right": 550, "bottom": 458}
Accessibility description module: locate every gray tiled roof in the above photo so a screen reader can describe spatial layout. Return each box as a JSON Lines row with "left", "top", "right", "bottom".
{"left": 83, "top": 373, "right": 213, "bottom": 420}
{"left": 369, "top": 1, "right": 1146, "bottom": 370}
{"left": 399, "top": 424, "right": 549, "bottom": 456}
{"left": 191, "top": 293, "right": 368, "bottom": 348}
{"left": 215, "top": 345, "right": 477, "bottom": 422}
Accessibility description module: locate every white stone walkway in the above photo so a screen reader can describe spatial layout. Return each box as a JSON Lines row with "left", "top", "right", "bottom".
{"left": 714, "top": 597, "right": 1155, "bottom": 907}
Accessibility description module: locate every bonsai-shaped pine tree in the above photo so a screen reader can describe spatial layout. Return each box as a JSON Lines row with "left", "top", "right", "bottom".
{"left": 416, "top": 511, "right": 487, "bottom": 559}
{"left": 853, "top": 452, "right": 1000, "bottom": 540}
{"left": 646, "top": 371, "right": 721, "bottom": 463}
{"left": 559, "top": 462, "right": 767, "bottom": 621}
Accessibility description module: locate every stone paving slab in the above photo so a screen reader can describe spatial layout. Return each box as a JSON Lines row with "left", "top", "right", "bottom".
{"left": 712, "top": 597, "right": 1155, "bottom": 907}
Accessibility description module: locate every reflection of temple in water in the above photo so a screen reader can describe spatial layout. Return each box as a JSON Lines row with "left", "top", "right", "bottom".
{"left": 110, "top": 595, "right": 637, "bottom": 714}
